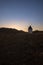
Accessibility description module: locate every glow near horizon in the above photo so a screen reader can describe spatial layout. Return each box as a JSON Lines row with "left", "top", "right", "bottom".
{"left": 0, "top": 0, "right": 43, "bottom": 31}
{"left": 0, "top": 20, "right": 43, "bottom": 32}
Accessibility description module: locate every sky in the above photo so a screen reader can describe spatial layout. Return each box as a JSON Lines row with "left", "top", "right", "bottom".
{"left": 0, "top": 0, "right": 43, "bottom": 31}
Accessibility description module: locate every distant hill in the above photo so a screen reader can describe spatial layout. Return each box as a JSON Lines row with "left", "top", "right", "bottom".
{"left": 0, "top": 28, "right": 25, "bottom": 34}
{"left": 0, "top": 28, "right": 43, "bottom": 65}
{"left": 0, "top": 28, "right": 19, "bottom": 33}
{"left": 33, "top": 30, "right": 43, "bottom": 34}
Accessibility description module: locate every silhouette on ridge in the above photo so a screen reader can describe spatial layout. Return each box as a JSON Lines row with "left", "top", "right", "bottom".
{"left": 28, "top": 25, "right": 33, "bottom": 33}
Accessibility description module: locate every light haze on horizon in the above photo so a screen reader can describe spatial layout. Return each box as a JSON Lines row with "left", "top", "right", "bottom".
{"left": 0, "top": 0, "right": 43, "bottom": 31}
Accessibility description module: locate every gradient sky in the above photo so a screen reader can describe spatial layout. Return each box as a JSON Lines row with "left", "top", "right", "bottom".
{"left": 0, "top": 0, "right": 43, "bottom": 31}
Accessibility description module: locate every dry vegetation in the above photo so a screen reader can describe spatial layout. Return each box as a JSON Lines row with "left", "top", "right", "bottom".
{"left": 0, "top": 28, "right": 43, "bottom": 65}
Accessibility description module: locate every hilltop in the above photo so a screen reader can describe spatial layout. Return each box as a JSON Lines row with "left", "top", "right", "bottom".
{"left": 0, "top": 28, "right": 43, "bottom": 65}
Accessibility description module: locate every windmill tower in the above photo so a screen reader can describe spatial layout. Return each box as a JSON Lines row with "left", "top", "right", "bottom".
{"left": 28, "top": 25, "right": 33, "bottom": 33}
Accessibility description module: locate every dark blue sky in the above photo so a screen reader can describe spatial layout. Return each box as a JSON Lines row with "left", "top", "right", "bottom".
{"left": 0, "top": 0, "right": 43, "bottom": 31}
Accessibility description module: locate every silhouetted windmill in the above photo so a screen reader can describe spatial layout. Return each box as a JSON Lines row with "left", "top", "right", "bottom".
{"left": 28, "top": 25, "right": 33, "bottom": 33}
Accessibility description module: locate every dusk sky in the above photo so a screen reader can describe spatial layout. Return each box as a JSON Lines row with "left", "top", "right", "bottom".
{"left": 0, "top": 0, "right": 43, "bottom": 31}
